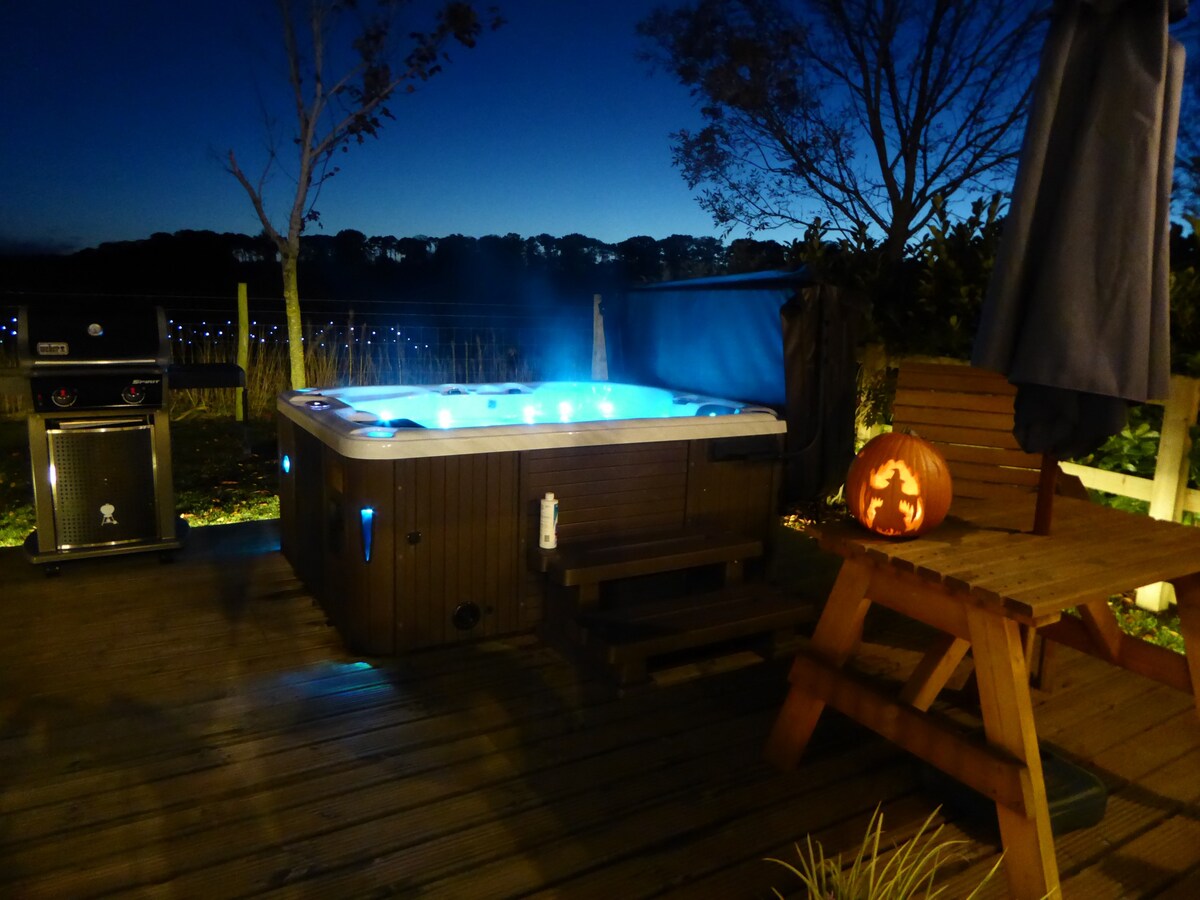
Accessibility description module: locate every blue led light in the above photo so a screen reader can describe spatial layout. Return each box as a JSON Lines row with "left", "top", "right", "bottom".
{"left": 360, "top": 507, "right": 376, "bottom": 563}
{"left": 281, "top": 454, "right": 292, "bottom": 474}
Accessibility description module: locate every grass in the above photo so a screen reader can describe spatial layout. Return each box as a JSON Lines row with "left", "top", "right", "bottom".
{"left": 1107, "top": 594, "right": 1187, "bottom": 655}
{"left": 766, "top": 806, "right": 1002, "bottom": 899}
{"left": 0, "top": 418, "right": 35, "bottom": 546}
{"left": 168, "top": 323, "right": 536, "bottom": 421}
{"left": 168, "top": 416, "right": 280, "bottom": 526}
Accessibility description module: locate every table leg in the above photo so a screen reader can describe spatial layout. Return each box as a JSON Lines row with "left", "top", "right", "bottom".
{"left": 765, "top": 559, "right": 872, "bottom": 770}
{"left": 1174, "top": 572, "right": 1200, "bottom": 713}
{"left": 1076, "top": 597, "right": 1124, "bottom": 662}
{"left": 966, "top": 606, "right": 1060, "bottom": 900}
{"left": 898, "top": 633, "right": 971, "bottom": 711}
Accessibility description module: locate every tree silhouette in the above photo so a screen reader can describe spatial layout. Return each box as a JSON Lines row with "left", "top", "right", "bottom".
{"left": 639, "top": 0, "right": 1048, "bottom": 262}
{"left": 225, "top": 0, "right": 502, "bottom": 388}
{"left": 616, "top": 235, "right": 665, "bottom": 283}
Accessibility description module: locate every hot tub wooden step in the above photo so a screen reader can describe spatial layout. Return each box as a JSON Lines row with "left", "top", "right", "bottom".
{"left": 578, "top": 582, "right": 818, "bottom": 687}
{"left": 532, "top": 531, "right": 763, "bottom": 591}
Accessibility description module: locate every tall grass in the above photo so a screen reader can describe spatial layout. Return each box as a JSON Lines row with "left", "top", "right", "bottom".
{"left": 2, "top": 317, "right": 546, "bottom": 420}
{"left": 167, "top": 320, "right": 539, "bottom": 420}
{"left": 1, "top": 304, "right": 590, "bottom": 422}
{"left": 766, "top": 807, "right": 1003, "bottom": 899}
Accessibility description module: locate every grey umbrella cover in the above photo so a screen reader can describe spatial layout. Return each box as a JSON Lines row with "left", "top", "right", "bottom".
{"left": 973, "top": 0, "right": 1185, "bottom": 457}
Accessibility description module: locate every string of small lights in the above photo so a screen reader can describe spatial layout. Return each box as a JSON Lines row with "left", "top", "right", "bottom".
{"left": 1, "top": 305, "right": 593, "bottom": 385}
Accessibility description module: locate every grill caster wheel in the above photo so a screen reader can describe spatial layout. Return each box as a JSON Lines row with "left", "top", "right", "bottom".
{"left": 43, "top": 564, "right": 61, "bottom": 577}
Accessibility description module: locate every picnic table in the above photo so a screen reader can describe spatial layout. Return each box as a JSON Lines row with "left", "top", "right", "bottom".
{"left": 765, "top": 492, "right": 1200, "bottom": 900}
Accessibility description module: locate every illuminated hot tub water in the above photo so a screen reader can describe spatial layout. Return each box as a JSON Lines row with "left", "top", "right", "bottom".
{"left": 278, "top": 381, "right": 783, "bottom": 459}
{"left": 276, "top": 381, "right": 786, "bottom": 654}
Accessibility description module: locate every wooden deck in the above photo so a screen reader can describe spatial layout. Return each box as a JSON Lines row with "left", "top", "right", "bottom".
{"left": 2, "top": 521, "right": 1199, "bottom": 898}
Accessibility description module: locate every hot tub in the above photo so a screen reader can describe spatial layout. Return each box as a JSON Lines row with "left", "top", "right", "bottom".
{"left": 277, "top": 381, "right": 786, "bottom": 654}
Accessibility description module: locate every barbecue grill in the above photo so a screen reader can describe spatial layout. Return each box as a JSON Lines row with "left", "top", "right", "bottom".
{"left": 17, "top": 301, "right": 184, "bottom": 565}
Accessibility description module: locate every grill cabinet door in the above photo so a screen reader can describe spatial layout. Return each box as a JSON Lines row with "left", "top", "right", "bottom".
{"left": 46, "top": 417, "right": 160, "bottom": 549}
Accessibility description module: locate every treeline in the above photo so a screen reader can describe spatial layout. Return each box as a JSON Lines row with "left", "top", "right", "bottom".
{"left": 0, "top": 229, "right": 797, "bottom": 311}
{"left": 5, "top": 217, "right": 1200, "bottom": 378}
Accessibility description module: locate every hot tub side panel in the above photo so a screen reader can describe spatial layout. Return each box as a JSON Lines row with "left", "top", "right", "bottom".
{"left": 278, "top": 417, "right": 326, "bottom": 593}
{"left": 277, "top": 415, "right": 297, "bottom": 569}
{"left": 516, "top": 436, "right": 782, "bottom": 543}
{"left": 279, "top": 422, "right": 783, "bottom": 655}
{"left": 518, "top": 441, "right": 693, "bottom": 623}
{"left": 310, "top": 450, "right": 522, "bottom": 654}
{"left": 685, "top": 435, "right": 785, "bottom": 539}
{"left": 517, "top": 437, "right": 782, "bottom": 617}
{"left": 393, "top": 453, "right": 520, "bottom": 650}
{"left": 322, "top": 451, "right": 397, "bottom": 655}
{"left": 520, "top": 442, "right": 691, "bottom": 541}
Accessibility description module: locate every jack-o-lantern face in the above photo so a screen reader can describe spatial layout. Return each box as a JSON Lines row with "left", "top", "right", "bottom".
{"left": 846, "top": 432, "right": 952, "bottom": 537}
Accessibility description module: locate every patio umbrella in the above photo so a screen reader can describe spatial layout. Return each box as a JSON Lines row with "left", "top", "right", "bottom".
{"left": 972, "top": 0, "right": 1187, "bottom": 532}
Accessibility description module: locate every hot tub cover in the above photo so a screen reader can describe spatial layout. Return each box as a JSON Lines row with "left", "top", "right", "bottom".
{"left": 610, "top": 269, "right": 807, "bottom": 406}
{"left": 605, "top": 268, "right": 860, "bottom": 502}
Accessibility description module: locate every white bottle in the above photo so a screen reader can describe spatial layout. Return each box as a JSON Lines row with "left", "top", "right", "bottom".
{"left": 539, "top": 492, "right": 559, "bottom": 549}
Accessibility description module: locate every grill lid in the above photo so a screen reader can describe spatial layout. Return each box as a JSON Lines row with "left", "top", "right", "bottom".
{"left": 18, "top": 303, "right": 171, "bottom": 369}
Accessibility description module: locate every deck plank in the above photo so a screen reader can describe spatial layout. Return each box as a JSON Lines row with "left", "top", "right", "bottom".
{"left": 1, "top": 520, "right": 1198, "bottom": 898}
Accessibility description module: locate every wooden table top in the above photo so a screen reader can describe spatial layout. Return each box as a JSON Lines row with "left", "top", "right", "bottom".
{"left": 807, "top": 494, "right": 1200, "bottom": 624}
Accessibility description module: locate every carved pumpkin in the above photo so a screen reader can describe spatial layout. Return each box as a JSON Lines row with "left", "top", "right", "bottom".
{"left": 846, "top": 432, "right": 952, "bottom": 537}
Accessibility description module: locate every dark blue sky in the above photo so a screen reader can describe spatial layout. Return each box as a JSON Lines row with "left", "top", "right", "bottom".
{"left": 0, "top": 1, "right": 735, "bottom": 254}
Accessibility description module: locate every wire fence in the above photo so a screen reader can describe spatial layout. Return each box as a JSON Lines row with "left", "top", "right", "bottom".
{"left": 0, "top": 296, "right": 596, "bottom": 418}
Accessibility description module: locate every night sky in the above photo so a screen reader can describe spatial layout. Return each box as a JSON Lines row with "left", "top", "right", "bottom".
{"left": 0, "top": 1, "right": 732, "bottom": 255}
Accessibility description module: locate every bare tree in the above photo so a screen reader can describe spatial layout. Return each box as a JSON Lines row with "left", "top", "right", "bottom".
{"left": 1171, "top": 13, "right": 1200, "bottom": 215}
{"left": 639, "top": 0, "right": 1049, "bottom": 262}
{"left": 227, "top": 0, "right": 501, "bottom": 388}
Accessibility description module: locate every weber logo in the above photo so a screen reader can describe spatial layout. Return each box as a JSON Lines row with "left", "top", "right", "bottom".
{"left": 36, "top": 342, "right": 69, "bottom": 356}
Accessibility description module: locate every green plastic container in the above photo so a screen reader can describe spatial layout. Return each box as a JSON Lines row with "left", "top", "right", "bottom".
{"left": 918, "top": 743, "right": 1107, "bottom": 836}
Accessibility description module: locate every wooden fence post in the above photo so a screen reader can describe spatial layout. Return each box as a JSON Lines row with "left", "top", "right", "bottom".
{"left": 236, "top": 283, "right": 248, "bottom": 422}
{"left": 1136, "top": 374, "right": 1200, "bottom": 611}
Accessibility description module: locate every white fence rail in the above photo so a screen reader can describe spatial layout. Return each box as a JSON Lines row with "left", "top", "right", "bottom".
{"left": 1060, "top": 374, "right": 1200, "bottom": 610}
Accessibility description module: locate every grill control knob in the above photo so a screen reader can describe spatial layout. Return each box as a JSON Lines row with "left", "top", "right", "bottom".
{"left": 50, "top": 386, "right": 78, "bottom": 408}
{"left": 121, "top": 383, "right": 147, "bottom": 404}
